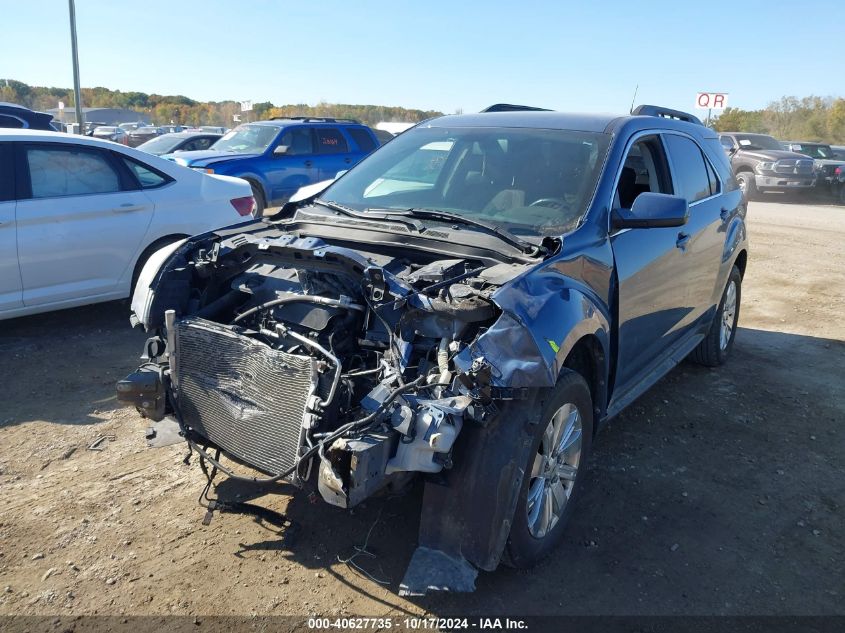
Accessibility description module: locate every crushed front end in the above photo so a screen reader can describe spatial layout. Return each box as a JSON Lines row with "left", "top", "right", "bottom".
{"left": 118, "top": 228, "right": 528, "bottom": 504}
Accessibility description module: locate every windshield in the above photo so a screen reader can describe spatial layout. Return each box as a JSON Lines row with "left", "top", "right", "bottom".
{"left": 735, "top": 134, "right": 782, "bottom": 151}
{"left": 791, "top": 144, "right": 834, "bottom": 159}
{"left": 211, "top": 124, "right": 277, "bottom": 153}
{"left": 138, "top": 134, "right": 182, "bottom": 153}
{"left": 320, "top": 126, "right": 611, "bottom": 237}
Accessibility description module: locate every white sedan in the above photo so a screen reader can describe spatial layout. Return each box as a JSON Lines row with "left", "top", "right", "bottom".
{"left": 0, "top": 129, "right": 254, "bottom": 320}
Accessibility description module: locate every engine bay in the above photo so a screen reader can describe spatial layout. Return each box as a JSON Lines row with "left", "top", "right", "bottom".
{"left": 120, "top": 229, "right": 524, "bottom": 508}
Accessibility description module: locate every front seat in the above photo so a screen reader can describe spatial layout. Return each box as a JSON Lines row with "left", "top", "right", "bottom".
{"left": 617, "top": 166, "right": 639, "bottom": 209}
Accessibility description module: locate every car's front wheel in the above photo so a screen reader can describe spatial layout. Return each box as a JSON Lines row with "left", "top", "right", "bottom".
{"left": 690, "top": 265, "right": 742, "bottom": 367}
{"left": 505, "top": 369, "right": 593, "bottom": 568}
{"left": 736, "top": 171, "right": 757, "bottom": 201}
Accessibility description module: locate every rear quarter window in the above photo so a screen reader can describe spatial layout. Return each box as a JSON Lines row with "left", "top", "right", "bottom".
{"left": 703, "top": 138, "right": 738, "bottom": 192}
{"left": 0, "top": 114, "right": 25, "bottom": 129}
{"left": 0, "top": 143, "right": 14, "bottom": 201}
{"left": 346, "top": 127, "right": 377, "bottom": 153}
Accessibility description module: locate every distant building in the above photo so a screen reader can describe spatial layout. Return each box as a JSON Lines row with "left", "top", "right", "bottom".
{"left": 46, "top": 107, "right": 150, "bottom": 126}
{"left": 376, "top": 121, "right": 415, "bottom": 135}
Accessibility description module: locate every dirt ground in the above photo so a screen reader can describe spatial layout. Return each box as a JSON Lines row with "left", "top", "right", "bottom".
{"left": 0, "top": 200, "right": 843, "bottom": 619}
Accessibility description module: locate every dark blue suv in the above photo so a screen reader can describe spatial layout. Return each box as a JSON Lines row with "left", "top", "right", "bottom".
{"left": 164, "top": 117, "right": 379, "bottom": 215}
{"left": 121, "top": 104, "right": 748, "bottom": 596}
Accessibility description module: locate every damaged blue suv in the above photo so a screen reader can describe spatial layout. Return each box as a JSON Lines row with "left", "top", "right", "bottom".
{"left": 119, "top": 104, "right": 747, "bottom": 596}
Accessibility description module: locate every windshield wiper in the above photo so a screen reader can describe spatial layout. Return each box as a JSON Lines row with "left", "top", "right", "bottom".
{"left": 310, "top": 199, "right": 424, "bottom": 231}
{"left": 375, "top": 207, "right": 545, "bottom": 256}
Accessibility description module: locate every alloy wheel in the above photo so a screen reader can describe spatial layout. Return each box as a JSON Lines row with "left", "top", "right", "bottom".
{"left": 720, "top": 280, "right": 737, "bottom": 351}
{"left": 526, "top": 403, "right": 583, "bottom": 538}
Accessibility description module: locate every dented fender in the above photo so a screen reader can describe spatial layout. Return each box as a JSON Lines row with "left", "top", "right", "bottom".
{"left": 455, "top": 266, "right": 611, "bottom": 395}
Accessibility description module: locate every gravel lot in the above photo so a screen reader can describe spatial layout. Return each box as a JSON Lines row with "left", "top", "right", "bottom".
{"left": 0, "top": 200, "right": 842, "bottom": 618}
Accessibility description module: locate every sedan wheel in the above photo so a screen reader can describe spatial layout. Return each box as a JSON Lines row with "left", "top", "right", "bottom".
{"left": 526, "top": 403, "right": 583, "bottom": 538}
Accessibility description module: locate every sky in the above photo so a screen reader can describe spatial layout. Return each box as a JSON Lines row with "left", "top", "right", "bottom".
{"left": 2, "top": 0, "right": 843, "bottom": 115}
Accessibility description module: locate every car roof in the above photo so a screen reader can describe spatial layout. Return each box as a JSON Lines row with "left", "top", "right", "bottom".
{"left": 0, "top": 128, "right": 140, "bottom": 147}
{"left": 0, "top": 102, "right": 36, "bottom": 112}
{"left": 720, "top": 132, "right": 775, "bottom": 136}
{"left": 246, "top": 119, "right": 366, "bottom": 128}
{"left": 0, "top": 128, "right": 206, "bottom": 177}
{"left": 421, "top": 110, "right": 718, "bottom": 139}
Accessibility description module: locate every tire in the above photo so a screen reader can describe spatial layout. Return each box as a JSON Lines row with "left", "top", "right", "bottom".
{"left": 736, "top": 171, "right": 757, "bottom": 201}
{"left": 505, "top": 369, "right": 594, "bottom": 568}
{"left": 130, "top": 237, "right": 184, "bottom": 298}
{"left": 247, "top": 180, "right": 266, "bottom": 218}
{"left": 690, "top": 265, "right": 742, "bottom": 367}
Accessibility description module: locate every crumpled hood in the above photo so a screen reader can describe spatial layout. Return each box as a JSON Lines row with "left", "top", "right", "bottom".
{"left": 163, "top": 149, "right": 262, "bottom": 167}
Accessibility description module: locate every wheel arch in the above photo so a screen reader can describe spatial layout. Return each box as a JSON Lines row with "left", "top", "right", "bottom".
{"left": 129, "top": 233, "right": 191, "bottom": 295}
{"left": 561, "top": 334, "right": 607, "bottom": 431}
{"left": 734, "top": 248, "right": 748, "bottom": 278}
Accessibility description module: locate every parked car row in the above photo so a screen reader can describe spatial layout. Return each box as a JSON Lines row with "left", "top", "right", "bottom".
{"left": 0, "top": 129, "right": 255, "bottom": 321}
{"left": 719, "top": 132, "right": 845, "bottom": 200}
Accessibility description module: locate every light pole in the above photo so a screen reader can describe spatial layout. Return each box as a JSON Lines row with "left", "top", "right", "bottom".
{"left": 68, "top": 0, "right": 84, "bottom": 133}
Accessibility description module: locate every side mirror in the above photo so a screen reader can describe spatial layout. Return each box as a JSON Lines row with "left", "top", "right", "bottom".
{"left": 273, "top": 145, "right": 290, "bottom": 156}
{"left": 612, "top": 192, "right": 689, "bottom": 229}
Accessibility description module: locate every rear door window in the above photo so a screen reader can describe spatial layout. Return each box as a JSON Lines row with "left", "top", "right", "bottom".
{"left": 24, "top": 144, "right": 123, "bottom": 199}
{"left": 663, "top": 134, "right": 712, "bottom": 203}
{"left": 315, "top": 128, "right": 349, "bottom": 154}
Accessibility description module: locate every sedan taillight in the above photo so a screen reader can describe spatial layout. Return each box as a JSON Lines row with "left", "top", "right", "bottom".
{"left": 835, "top": 167, "right": 842, "bottom": 175}
{"left": 230, "top": 196, "right": 255, "bottom": 216}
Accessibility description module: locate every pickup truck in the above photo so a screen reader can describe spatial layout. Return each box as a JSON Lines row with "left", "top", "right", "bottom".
{"left": 781, "top": 141, "right": 845, "bottom": 193}
{"left": 164, "top": 117, "right": 380, "bottom": 215}
{"left": 719, "top": 132, "right": 815, "bottom": 199}
{"left": 119, "top": 104, "right": 748, "bottom": 595}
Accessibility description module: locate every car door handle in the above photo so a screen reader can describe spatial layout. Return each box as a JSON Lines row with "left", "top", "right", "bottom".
{"left": 676, "top": 232, "right": 691, "bottom": 249}
{"left": 344, "top": 157, "right": 352, "bottom": 164}
{"left": 304, "top": 160, "right": 313, "bottom": 168}
{"left": 112, "top": 203, "right": 145, "bottom": 213}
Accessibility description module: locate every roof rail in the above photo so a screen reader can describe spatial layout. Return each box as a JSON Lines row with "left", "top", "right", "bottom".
{"left": 271, "top": 116, "right": 360, "bottom": 124}
{"left": 632, "top": 105, "right": 703, "bottom": 126}
{"left": 481, "top": 103, "right": 551, "bottom": 113}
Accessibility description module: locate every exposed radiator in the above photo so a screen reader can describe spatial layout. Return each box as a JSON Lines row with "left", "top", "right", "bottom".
{"left": 174, "top": 317, "right": 318, "bottom": 476}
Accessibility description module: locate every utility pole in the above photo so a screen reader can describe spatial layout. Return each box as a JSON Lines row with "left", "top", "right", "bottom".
{"left": 68, "top": 0, "right": 84, "bottom": 133}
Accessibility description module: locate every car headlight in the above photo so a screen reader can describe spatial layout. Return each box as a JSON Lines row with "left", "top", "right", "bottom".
{"left": 191, "top": 166, "right": 214, "bottom": 174}
{"left": 756, "top": 161, "right": 775, "bottom": 173}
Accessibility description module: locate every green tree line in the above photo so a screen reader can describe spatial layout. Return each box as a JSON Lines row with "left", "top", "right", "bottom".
{"left": 713, "top": 96, "right": 845, "bottom": 143}
{"left": 0, "top": 79, "right": 443, "bottom": 127}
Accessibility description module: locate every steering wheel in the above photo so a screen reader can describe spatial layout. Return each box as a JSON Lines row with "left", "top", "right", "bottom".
{"left": 528, "top": 197, "right": 568, "bottom": 209}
